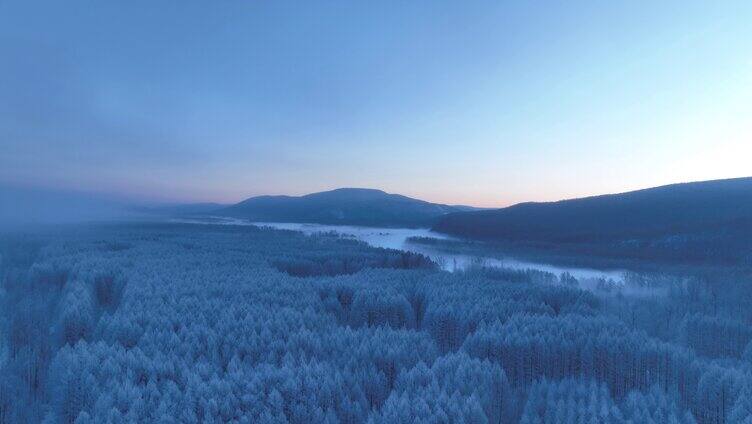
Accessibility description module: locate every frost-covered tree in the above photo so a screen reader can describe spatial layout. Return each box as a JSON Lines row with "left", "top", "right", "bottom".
{"left": 1, "top": 223, "right": 749, "bottom": 423}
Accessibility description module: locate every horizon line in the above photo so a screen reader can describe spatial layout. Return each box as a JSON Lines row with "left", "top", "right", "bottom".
{"left": 3, "top": 174, "right": 751, "bottom": 210}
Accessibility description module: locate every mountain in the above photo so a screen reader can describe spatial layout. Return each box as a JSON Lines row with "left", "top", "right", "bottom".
{"left": 219, "top": 188, "right": 476, "bottom": 227}
{"left": 432, "top": 177, "right": 752, "bottom": 263}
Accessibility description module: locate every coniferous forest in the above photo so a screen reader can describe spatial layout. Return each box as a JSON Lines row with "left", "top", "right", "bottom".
{"left": 2, "top": 222, "right": 752, "bottom": 423}
{"left": 3, "top": 0, "right": 751, "bottom": 422}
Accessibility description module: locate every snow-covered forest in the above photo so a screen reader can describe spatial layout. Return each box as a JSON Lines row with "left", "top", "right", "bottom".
{"left": 1, "top": 223, "right": 752, "bottom": 423}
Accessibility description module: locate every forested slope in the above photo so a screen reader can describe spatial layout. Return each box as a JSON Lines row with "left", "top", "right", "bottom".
{"left": 434, "top": 177, "right": 752, "bottom": 265}
{"left": 1, "top": 223, "right": 751, "bottom": 423}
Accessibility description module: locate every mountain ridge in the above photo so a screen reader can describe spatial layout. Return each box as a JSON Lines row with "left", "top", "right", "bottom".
{"left": 218, "top": 187, "right": 479, "bottom": 228}
{"left": 433, "top": 176, "right": 752, "bottom": 244}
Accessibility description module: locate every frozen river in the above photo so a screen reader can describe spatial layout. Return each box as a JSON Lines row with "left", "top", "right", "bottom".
{"left": 173, "top": 217, "right": 626, "bottom": 283}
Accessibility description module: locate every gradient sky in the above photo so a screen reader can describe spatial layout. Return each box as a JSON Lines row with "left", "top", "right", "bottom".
{"left": 1, "top": 1, "right": 751, "bottom": 207}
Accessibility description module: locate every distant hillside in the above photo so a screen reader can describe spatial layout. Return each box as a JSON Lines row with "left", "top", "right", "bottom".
{"left": 219, "top": 188, "right": 475, "bottom": 228}
{"left": 433, "top": 177, "right": 752, "bottom": 264}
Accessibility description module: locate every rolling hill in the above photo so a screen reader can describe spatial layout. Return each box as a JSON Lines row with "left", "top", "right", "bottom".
{"left": 219, "top": 188, "right": 476, "bottom": 227}
{"left": 432, "top": 177, "right": 752, "bottom": 264}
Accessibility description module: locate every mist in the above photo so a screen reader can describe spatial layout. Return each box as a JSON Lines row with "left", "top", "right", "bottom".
{"left": 0, "top": 185, "right": 153, "bottom": 229}
{"left": 3, "top": 1, "right": 752, "bottom": 422}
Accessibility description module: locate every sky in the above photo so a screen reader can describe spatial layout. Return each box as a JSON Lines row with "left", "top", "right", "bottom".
{"left": 1, "top": 0, "right": 751, "bottom": 207}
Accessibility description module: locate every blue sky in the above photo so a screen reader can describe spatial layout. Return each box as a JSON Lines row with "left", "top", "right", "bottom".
{"left": 1, "top": 0, "right": 750, "bottom": 207}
